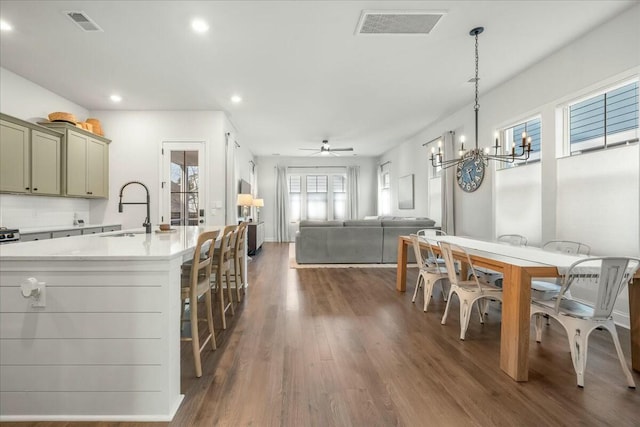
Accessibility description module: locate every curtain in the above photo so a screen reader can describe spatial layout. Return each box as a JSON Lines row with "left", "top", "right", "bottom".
{"left": 441, "top": 131, "right": 456, "bottom": 235}
{"left": 274, "top": 166, "right": 290, "bottom": 242}
{"left": 346, "top": 165, "right": 360, "bottom": 219}
{"left": 376, "top": 164, "right": 383, "bottom": 215}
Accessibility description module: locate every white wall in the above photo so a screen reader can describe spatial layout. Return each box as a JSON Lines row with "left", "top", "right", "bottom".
{"left": 495, "top": 163, "right": 542, "bottom": 246}
{"left": 0, "top": 68, "right": 90, "bottom": 122}
{"left": 256, "top": 155, "right": 378, "bottom": 242}
{"left": 87, "top": 110, "right": 253, "bottom": 230}
{"left": 378, "top": 5, "right": 640, "bottom": 326}
{"left": 0, "top": 195, "right": 90, "bottom": 229}
{"left": 0, "top": 67, "right": 91, "bottom": 228}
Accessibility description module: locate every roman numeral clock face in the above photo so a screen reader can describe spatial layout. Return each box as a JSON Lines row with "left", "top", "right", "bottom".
{"left": 456, "top": 158, "right": 485, "bottom": 192}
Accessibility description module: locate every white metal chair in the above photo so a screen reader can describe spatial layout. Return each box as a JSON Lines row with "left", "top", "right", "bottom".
{"left": 531, "top": 257, "right": 640, "bottom": 388}
{"left": 416, "top": 229, "right": 447, "bottom": 266}
{"left": 410, "top": 234, "right": 449, "bottom": 312}
{"left": 439, "top": 241, "right": 503, "bottom": 340}
{"left": 531, "top": 240, "right": 590, "bottom": 300}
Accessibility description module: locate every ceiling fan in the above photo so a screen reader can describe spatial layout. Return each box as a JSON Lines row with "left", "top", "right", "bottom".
{"left": 299, "top": 140, "right": 354, "bottom": 156}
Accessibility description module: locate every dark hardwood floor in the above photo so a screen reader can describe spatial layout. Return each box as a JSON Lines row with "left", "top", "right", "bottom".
{"left": 6, "top": 243, "right": 640, "bottom": 426}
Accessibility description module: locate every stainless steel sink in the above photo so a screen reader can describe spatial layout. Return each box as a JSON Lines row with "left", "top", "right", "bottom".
{"left": 100, "top": 230, "right": 146, "bottom": 237}
{"left": 101, "top": 232, "right": 137, "bottom": 237}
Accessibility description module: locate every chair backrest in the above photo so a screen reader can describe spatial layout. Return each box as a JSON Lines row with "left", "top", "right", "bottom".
{"left": 234, "top": 222, "right": 248, "bottom": 255}
{"left": 415, "top": 229, "right": 447, "bottom": 265}
{"left": 498, "top": 234, "right": 527, "bottom": 246}
{"left": 543, "top": 240, "right": 590, "bottom": 256}
{"left": 438, "top": 241, "right": 483, "bottom": 290}
{"left": 417, "top": 229, "right": 447, "bottom": 237}
{"left": 217, "top": 225, "right": 237, "bottom": 270}
{"left": 557, "top": 257, "right": 640, "bottom": 320}
{"left": 189, "top": 230, "right": 220, "bottom": 286}
{"left": 410, "top": 234, "right": 427, "bottom": 269}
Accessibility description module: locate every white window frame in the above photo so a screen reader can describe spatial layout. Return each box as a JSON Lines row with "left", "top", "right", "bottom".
{"left": 561, "top": 78, "right": 639, "bottom": 156}
{"left": 287, "top": 171, "right": 347, "bottom": 221}
{"left": 497, "top": 115, "right": 542, "bottom": 169}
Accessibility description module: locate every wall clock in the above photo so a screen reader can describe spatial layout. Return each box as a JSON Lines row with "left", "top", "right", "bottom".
{"left": 456, "top": 157, "right": 485, "bottom": 192}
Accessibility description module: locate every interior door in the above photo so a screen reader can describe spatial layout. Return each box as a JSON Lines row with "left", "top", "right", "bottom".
{"left": 161, "top": 142, "right": 205, "bottom": 226}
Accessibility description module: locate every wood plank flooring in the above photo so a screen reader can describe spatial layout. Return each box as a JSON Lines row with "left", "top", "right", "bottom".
{"left": 4, "top": 243, "right": 639, "bottom": 426}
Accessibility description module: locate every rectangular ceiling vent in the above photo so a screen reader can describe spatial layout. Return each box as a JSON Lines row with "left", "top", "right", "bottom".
{"left": 65, "top": 11, "right": 103, "bottom": 32}
{"left": 356, "top": 10, "right": 445, "bottom": 35}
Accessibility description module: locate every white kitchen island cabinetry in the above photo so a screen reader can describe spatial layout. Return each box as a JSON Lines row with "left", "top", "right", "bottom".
{"left": 0, "top": 226, "right": 221, "bottom": 422}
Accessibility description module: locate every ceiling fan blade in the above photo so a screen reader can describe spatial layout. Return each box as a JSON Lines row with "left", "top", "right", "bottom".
{"left": 299, "top": 148, "right": 319, "bottom": 151}
{"left": 330, "top": 147, "right": 354, "bottom": 151}
{"left": 329, "top": 151, "right": 340, "bottom": 156}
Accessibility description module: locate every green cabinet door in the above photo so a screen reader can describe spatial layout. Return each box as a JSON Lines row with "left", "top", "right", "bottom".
{"left": 87, "top": 137, "right": 108, "bottom": 198}
{"left": 0, "top": 119, "right": 30, "bottom": 193}
{"left": 66, "top": 130, "right": 88, "bottom": 196}
{"left": 31, "top": 130, "right": 61, "bottom": 195}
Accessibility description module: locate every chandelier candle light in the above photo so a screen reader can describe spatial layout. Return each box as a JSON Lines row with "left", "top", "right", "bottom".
{"left": 430, "top": 26, "right": 532, "bottom": 170}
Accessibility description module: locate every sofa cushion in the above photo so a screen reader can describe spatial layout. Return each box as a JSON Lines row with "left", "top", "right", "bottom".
{"left": 295, "top": 226, "right": 383, "bottom": 263}
{"left": 381, "top": 219, "right": 435, "bottom": 227}
{"left": 344, "top": 220, "right": 381, "bottom": 227}
{"left": 299, "top": 220, "right": 344, "bottom": 227}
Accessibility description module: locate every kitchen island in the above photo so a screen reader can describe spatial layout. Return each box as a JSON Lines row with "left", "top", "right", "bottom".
{"left": 0, "top": 226, "right": 222, "bottom": 422}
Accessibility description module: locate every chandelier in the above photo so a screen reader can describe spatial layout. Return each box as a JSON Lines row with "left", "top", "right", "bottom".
{"left": 430, "top": 27, "right": 532, "bottom": 170}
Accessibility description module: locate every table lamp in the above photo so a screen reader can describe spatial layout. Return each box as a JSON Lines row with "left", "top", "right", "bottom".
{"left": 252, "top": 198, "right": 264, "bottom": 222}
{"left": 237, "top": 193, "right": 253, "bottom": 220}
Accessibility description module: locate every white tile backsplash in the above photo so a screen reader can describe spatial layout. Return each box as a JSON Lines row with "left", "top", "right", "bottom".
{"left": 0, "top": 194, "right": 90, "bottom": 229}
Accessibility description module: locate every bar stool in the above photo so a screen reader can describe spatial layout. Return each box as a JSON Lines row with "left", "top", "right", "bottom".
{"left": 180, "top": 229, "right": 219, "bottom": 378}
{"left": 211, "top": 225, "right": 236, "bottom": 329}
{"left": 229, "top": 221, "right": 248, "bottom": 303}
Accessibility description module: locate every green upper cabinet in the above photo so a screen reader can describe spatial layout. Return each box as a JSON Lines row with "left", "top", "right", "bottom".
{"left": 39, "top": 121, "right": 110, "bottom": 198}
{"left": 0, "top": 118, "right": 30, "bottom": 193}
{"left": 31, "top": 130, "right": 61, "bottom": 195}
{"left": 1, "top": 114, "right": 62, "bottom": 195}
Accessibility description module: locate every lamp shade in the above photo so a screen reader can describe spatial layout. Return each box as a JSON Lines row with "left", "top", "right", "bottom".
{"left": 237, "top": 193, "right": 253, "bottom": 206}
{"left": 252, "top": 198, "right": 264, "bottom": 207}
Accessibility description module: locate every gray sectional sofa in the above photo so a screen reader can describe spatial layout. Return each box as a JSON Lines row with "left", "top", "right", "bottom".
{"left": 295, "top": 217, "right": 438, "bottom": 264}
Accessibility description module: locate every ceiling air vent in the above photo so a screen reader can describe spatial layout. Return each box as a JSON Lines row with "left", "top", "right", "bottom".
{"left": 65, "top": 11, "right": 103, "bottom": 32}
{"left": 356, "top": 10, "right": 445, "bottom": 35}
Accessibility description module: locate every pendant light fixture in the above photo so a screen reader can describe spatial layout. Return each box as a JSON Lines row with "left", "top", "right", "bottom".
{"left": 431, "top": 27, "right": 532, "bottom": 170}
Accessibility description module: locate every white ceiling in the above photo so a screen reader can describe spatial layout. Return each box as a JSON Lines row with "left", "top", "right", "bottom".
{"left": 0, "top": 1, "right": 635, "bottom": 157}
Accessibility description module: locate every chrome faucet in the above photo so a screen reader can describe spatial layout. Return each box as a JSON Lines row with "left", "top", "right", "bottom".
{"left": 118, "top": 181, "right": 151, "bottom": 234}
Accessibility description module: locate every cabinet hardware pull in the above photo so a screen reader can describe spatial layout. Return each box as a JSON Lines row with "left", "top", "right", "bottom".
{"left": 87, "top": 191, "right": 93, "bottom": 195}
{"left": 25, "top": 187, "right": 30, "bottom": 190}
{"left": 33, "top": 188, "right": 38, "bottom": 191}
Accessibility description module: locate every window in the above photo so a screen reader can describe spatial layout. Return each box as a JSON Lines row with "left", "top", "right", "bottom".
{"left": 501, "top": 116, "right": 541, "bottom": 166}
{"left": 568, "top": 80, "right": 638, "bottom": 154}
{"left": 288, "top": 172, "right": 346, "bottom": 221}
{"left": 306, "top": 175, "right": 328, "bottom": 220}
{"left": 332, "top": 175, "right": 346, "bottom": 220}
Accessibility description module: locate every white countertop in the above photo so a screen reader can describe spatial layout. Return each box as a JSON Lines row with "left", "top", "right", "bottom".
{"left": 19, "top": 223, "right": 122, "bottom": 234}
{"left": 0, "top": 226, "right": 222, "bottom": 261}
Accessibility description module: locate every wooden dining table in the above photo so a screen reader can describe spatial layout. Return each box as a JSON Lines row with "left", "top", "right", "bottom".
{"left": 395, "top": 235, "right": 640, "bottom": 382}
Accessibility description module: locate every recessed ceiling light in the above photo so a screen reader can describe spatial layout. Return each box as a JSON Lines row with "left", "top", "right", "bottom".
{"left": 191, "top": 19, "right": 209, "bottom": 33}
{"left": 110, "top": 94, "right": 122, "bottom": 103}
{"left": 0, "top": 20, "right": 13, "bottom": 31}
{"left": 231, "top": 95, "right": 242, "bottom": 104}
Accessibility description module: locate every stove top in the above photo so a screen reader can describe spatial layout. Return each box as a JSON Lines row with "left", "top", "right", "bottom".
{"left": 0, "top": 228, "right": 20, "bottom": 243}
